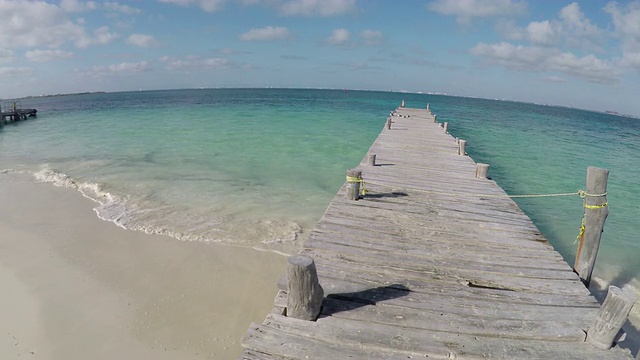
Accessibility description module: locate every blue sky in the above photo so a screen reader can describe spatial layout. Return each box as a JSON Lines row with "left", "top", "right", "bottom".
{"left": 2, "top": 0, "right": 640, "bottom": 116}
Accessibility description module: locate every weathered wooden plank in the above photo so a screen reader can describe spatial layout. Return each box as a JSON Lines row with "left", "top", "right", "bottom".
{"left": 257, "top": 314, "right": 632, "bottom": 360}
{"left": 305, "top": 231, "right": 571, "bottom": 270}
{"left": 302, "top": 238, "right": 577, "bottom": 279}
{"left": 302, "top": 233, "right": 575, "bottom": 279}
{"left": 314, "top": 264, "right": 600, "bottom": 307}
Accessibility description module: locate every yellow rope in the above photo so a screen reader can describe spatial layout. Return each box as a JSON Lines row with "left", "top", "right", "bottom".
{"left": 360, "top": 179, "right": 609, "bottom": 199}
{"left": 345, "top": 175, "right": 610, "bottom": 245}
{"left": 346, "top": 176, "right": 367, "bottom": 195}
{"left": 575, "top": 194, "right": 609, "bottom": 243}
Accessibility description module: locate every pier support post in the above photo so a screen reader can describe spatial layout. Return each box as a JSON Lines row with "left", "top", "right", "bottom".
{"left": 586, "top": 286, "right": 636, "bottom": 349}
{"left": 286, "top": 255, "right": 324, "bottom": 321}
{"left": 433, "top": 114, "right": 437, "bottom": 123}
{"left": 476, "top": 163, "right": 489, "bottom": 178}
{"left": 386, "top": 117, "right": 391, "bottom": 130}
{"left": 401, "top": 100, "right": 405, "bottom": 108}
{"left": 368, "top": 154, "right": 377, "bottom": 166}
{"left": 346, "top": 169, "right": 363, "bottom": 201}
{"left": 443, "top": 122, "right": 448, "bottom": 133}
{"left": 458, "top": 140, "right": 467, "bottom": 156}
{"left": 426, "top": 103, "right": 430, "bottom": 111}
{"left": 574, "top": 167, "right": 609, "bottom": 286}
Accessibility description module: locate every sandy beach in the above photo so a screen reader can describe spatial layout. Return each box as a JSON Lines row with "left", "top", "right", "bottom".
{"left": 0, "top": 174, "right": 286, "bottom": 359}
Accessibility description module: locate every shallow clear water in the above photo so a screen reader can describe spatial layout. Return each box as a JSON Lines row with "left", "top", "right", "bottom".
{"left": 1, "top": 89, "right": 638, "bottom": 297}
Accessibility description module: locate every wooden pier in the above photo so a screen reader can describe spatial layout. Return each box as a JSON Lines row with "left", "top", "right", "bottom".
{"left": 1, "top": 102, "right": 37, "bottom": 124}
{"left": 240, "top": 106, "right": 635, "bottom": 359}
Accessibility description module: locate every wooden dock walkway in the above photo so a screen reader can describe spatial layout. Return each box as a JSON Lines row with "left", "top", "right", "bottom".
{"left": 240, "top": 106, "right": 634, "bottom": 359}
{"left": 1, "top": 102, "right": 37, "bottom": 124}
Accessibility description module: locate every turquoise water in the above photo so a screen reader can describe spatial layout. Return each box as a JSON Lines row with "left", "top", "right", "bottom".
{"left": 1, "top": 89, "right": 638, "bottom": 297}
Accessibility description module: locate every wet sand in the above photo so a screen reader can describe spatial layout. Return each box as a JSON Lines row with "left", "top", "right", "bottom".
{"left": 0, "top": 174, "right": 286, "bottom": 359}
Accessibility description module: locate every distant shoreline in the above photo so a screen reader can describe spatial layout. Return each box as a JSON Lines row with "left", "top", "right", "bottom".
{"left": 2, "top": 87, "right": 638, "bottom": 120}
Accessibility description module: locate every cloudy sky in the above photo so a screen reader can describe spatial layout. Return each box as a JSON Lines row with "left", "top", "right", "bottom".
{"left": 2, "top": 0, "right": 640, "bottom": 115}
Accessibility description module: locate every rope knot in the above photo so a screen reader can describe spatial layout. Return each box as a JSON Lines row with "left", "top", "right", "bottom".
{"left": 346, "top": 175, "right": 367, "bottom": 196}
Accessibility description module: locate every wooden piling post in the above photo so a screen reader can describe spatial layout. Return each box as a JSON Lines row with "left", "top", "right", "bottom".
{"left": 426, "top": 103, "right": 430, "bottom": 111}
{"left": 458, "top": 140, "right": 467, "bottom": 156}
{"left": 367, "top": 154, "right": 376, "bottom": 166}
{"left": 476, "top": 163, "right": 489, "bottom": 178}
{"left": 586, "top": 286, "right": 636, "bottom": 349}
{"left": 401, "top": 100, "right": 405, "bottom": 108}
{"left": 574, "top": 167, "right": 609, "bottom": 286}
{"left": 386, "top": 117, "right": 391, "bottom": 129}
{"left": 346, "top": 169, "right": 363, "bottom": 201}
{"left": 286, "top": 255, "right": 324, "bottom": 321}
{"left": 433, "top": 114, "right": 437, "bottom": 123}
{"left": 443, "top": 122, "right": 448, "bottom": 133}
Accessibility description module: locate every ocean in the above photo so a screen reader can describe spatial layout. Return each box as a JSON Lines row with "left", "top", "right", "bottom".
{"left": 1, "top": 88, "right": 638, "bottom": 303}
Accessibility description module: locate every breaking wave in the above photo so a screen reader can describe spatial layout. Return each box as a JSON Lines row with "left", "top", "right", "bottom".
{"left": 25, "top": 168, "right": 304, "bottom": 255}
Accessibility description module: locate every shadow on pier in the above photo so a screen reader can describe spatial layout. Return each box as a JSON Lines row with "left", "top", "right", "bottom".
{"left": 320, "top": 284, "right": 410, "bottom": 317}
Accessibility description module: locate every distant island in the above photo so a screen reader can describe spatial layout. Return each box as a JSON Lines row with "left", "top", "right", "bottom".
{"left": 23, "top": 91, "right": 107, "bottom": 99}
{"left": 603, "top": 110, "right": 639, "bottom": 119}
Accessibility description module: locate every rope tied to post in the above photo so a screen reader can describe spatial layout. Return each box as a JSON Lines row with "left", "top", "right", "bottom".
{"left": 575, "top": 190, "right": 608, "bottom": 244}
{"left": 346, "top": 175, "right": 367, "bottom": 196}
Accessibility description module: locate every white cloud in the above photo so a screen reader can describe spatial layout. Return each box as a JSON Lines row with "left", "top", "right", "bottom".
{"left": 0, "top": 48, "right": 13, "bottom": 62}
{"left": 239, "top": 26, "right": 291, "bottom": 41}
{"left": 558, "top": 2, "right": 602, "bottom": 50}
{"left": 0, "top": 1, "right": 85, "bottom": 49}
{"left": 85, "top": 61, "right": 151, "bottom": 78}
{"left": 326, "top": 28, "right": 350, "bottom": 46}
{"left": 621, "top": 52, "right": 640, "bottom": 69}
{"left": 605, "top": 1, "right": 640, "bottom": 52}
{"left": 126, "top": 34, "right": 162, "bottom": 48}
{"left": 361, "top": 30, "right": 383, "bottom": 46}
{"left": 25, "top": 49, "right": 74, "bottom": 62}
{"left": 604, "top": 1, "right": 640, "bottom": 70}
{"left": 278, "top": 0, "right": 356, "bottom": 16}
{"left": 543, "top": 75, "right": 566, "bottom": 83}
{"left": 104, "top": 2, "right": 141, "bottom": 15}
{"left": 60, "top": 0, "right": 97, "bottom": 12}
{"left": 161, "top": 56, "right": 233, "bottom": 71}
{"left": 218, "top": 48, "right": 251, "bottom": 55}
{"left": 241, "top": 0, "right": 356, "bottom": 16}
{"left": 428, "top": 0, "right": 526, "bottom": 24}
{"left": 0, "top": 67, "right": 33, "bottom": 77}
{"left": 470, "top": 42, "right": 620, "bottom": 84}
{"left": 157, "top": 0, "right": 226, "bottom": 12}
{"left": 0, "top": 1, "right": 121, "bottom": 50}
{"left": 497, "top": 2, "right": 602, "bottom": 51}
{"left": 606, "top": 1, "right": 640, "bottom": 39}
{"left": 75, "top": 26, "right": 118, "bottom": 48}
{"left": 525, "top": 20, "right": 559, "bottom": 46}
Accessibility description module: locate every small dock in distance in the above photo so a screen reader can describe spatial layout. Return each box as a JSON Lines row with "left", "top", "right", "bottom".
{"left": 1, "top": 101, "right": 37, "bottom": 124}
{"left": 240, "top": 105, "right": 636, "bottom": 359}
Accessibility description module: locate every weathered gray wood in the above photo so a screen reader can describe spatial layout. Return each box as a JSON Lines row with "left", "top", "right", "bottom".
{"left": 426, "top": 103, "right": 430, "bottom": 110}
{"left": 386, "top": 117, "right": 391, "bottom": 129}
{"left": 476, "top": 163, "right": 490, "bottom": 178}
{"left": 458, "top": 139, "right": 467, "bottom": 155}
{"left": 587, "top": 286, "right": 637, "bottom": 349}
{"left": 286, "top": 255, "right": 323, "bottom": 321}
{"left": 345, "top": 169, "right": 362, "bottom": 200}
{"left": 443, "top": 121, "right": 448, "bottom": 133}
{"left": 433, "top": 114, "right": 437, "bottom": 123}
{"left": 256, "top": 314, "right": 631, "bottom": 360}
{"left": 401, "top": 99, "right": 405, "bottom": 108}
{"left": 574, "top": 167, "right": 609, "bottom": 286}
{"left": 367, "top": 153, "right": 376, "bottom": 166}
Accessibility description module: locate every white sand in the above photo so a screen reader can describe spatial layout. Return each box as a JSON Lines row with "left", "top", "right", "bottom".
{"left": 0, "top": 175, "right": 286, "bottom": 359}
